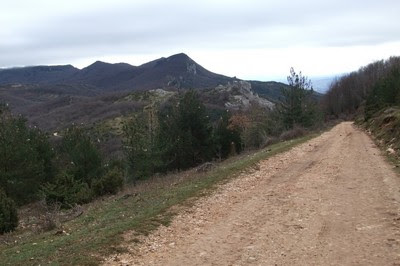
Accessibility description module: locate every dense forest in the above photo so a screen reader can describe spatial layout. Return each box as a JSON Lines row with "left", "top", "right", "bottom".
{"left": 322, "top": 56, "right": 400, "bottom": 119}
{"left": 0, "top": 68, "right": 320, "bottom": 233}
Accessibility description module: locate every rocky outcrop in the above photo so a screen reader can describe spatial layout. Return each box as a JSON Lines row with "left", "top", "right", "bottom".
{"left": 215, "top": 81, "right": 274, "bottom": 110}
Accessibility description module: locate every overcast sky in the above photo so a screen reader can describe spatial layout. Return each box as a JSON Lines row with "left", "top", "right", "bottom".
{"left": 1, "top": 0, "right": 400, "bottom": 81}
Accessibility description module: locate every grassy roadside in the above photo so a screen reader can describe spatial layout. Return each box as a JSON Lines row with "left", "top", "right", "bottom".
{"left": 0, "top": 132, "right": 320, "bottom": 265}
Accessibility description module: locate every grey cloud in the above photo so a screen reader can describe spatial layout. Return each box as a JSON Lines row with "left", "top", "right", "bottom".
{"left": 1, "top": 0, "right": 400, "bottom": 67}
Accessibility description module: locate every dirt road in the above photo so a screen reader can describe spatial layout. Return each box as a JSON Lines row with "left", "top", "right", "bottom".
{"left": 104, "top": 122, "right": 400, "bottom": 265}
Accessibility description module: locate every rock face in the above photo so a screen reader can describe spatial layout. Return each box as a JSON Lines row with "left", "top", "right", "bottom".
{"left": 186, "top": 62, "right": 197, "bottom": 75}
{"left": 215, "top": 81, "right": 275, "bottom": 110}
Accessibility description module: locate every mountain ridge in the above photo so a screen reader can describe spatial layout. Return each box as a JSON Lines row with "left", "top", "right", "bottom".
{"left": 0, "top": 53, "right": 234, "bottom": 91}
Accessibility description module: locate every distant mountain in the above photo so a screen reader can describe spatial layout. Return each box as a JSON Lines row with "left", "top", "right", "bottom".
{"left": 0, "top": 53, "right": 233, "bottom": 92}
{"left": 116, "top": 53, "right": 232, "bottom": 91}
{"left": 0, "top": 65, "right": 79, "bottom": 84}
{"left": 71, "top": 61, "right": 137, "bottom": 88}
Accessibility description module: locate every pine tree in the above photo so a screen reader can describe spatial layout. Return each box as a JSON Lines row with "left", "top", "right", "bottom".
{"left": 280, "top": 68, "right": 317, "bottom": 129}
{"left": 0, "top": 188, "right": 18, "bottom": 234}
{"left": 157, "top": 90, "right": 213, "bottom": 170}
{"left": 123, "top": 112, "right": 159, "bottom": 182}
{"left": 0, "top": 105, "right": 54, "bottom": 204}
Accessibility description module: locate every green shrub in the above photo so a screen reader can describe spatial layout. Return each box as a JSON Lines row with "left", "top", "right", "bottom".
{"left": 41, "top": 172, "right": 93, "bottom": 208}
{"left": 59, "top": 126, "right": 102, "bottom": 184}
{"left": 243, "top": 124, "right": 267, "bottom": 149}
{"left": 0, "top": 189, "right": 18, "bottom": 234}
{"left": 92, "top": 168, "right": 124, "bottom": 196}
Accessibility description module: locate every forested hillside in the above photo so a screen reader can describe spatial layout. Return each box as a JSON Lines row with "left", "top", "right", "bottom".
{"left": 322, "top": 56, "right": 400, "bottom": 159}
{"left": 323, "top": 56, "right": 400, "bottom": 119}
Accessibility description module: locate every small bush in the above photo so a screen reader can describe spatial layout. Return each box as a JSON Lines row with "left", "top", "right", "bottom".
{"left": 59, "top": 126, "right": 103, "bottom": 185}
{"left": 243, "top": 125, "right": 267, "bottom": 149}
{"left": 41, "top": 172, "right": 93, "bottom": 208}
{"left": 92, "top": 168, "right": 124, "bottom": 196}
{"left": 0, "top": 189, "right": 18, "bottom": 234}
{"left": 279, "top": 127, "right": 306, "bottom": 141}
{"left": 262, "top": 136, "right": 279, "bottom": 148}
